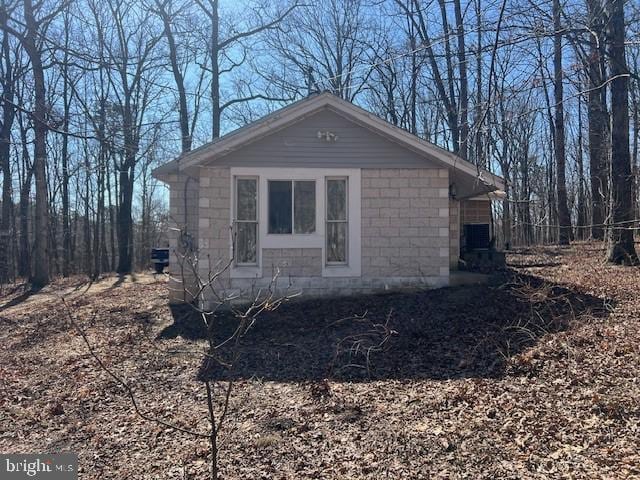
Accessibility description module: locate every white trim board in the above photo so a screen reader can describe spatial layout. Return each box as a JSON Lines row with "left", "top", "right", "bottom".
{"left": 229, "top": 167, "right": 361, "bottom": 279}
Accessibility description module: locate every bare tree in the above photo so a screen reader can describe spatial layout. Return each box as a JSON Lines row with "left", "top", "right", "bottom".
{"left": 2, "top": 0, "right": 69, "bottom": 286}
{"left": 65, "top": 232, "right": 295, "bottom": 479}
{"left": 267, "top": 0, "right": 375, "bottom": 102}
{"left": 152, "top": 0, "right": 195, "bottom": 153}
{"left": 14, "top": 88, "right": 33, "bottom": 279}
{"left": 101, "top": 0, "right": 163, "bottom": 274}
{"left": 195, "top": 0, "right": 298, "bottom": 139}
{"left": 394, "top": 0, "right": 469, "bottom": 156}
{"left": 0, "top": 1, "right": 16, "bottom": 283}
{"left": 59, "top": 8, "right": 72, "bottom": 276}
{"left": 553, "top": 0, "right": 571, "bottom": 245}
{"left": 606, "top": 0, "right": 638, "bottom": 264}
{"left": 586, "top": 0, "right": 609, "bottom": 240}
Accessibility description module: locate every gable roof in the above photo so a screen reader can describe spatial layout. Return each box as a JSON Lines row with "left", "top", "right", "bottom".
{"left": 153, "top": 92, "right": 505, "bottom": 193}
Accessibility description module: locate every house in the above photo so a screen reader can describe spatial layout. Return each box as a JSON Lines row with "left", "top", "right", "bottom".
{"left": 152, "top": 92, "right": 505, "bottom": 303}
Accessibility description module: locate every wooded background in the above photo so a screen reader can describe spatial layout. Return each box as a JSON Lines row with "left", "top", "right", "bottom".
{"left": 0, "top": 0, "right": 639, "bottom": 287}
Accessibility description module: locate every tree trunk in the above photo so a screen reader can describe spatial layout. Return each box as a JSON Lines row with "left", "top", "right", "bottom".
{"left": 474, "top": 0, "right": 484, "bottom": 167}
{"left": 24, "top": 0, "right": 49, "bottom": 287}
{"left": 93, "top": 154, "right": 103, "bottom": 277}
{"left": 210, "top": 0, "right": 221, "bottom": 139}
{"left": 576, "top": 95, "right": 587, "bottom": 239}
{"left": 61, "top": 20, "right": 71, "bottom": 277}
{"left": 409, "top": 34, "right": 418, "bottom": 135}
{"left": 586, "top": 0, "right": 609, "bottom": 240}
{"left": 553, "top": 0, "right": 571, "bottom": 245}
{"left": 17, "top": 124, "right": 32, "bottom": 279}
{"left": 116, "top": 87, "right": 138, "bottom": 274}
{"left": 157, "top": 2, "right": 192, "bottom": 152}
{"left": 107, "top": 161, "right": 116, "bottom": 272}
{"left": 632, "top": 75, "right": 639, "bottom": 224}
{"left": 84, "top": 151, "right": 92, "bottom": 276}
{"left": 520, "top": 135, "right": 533, "bottom": 245}
{"left": 606, "top": 0, "right": 638, "bottom": 264}
{"left": 453, "top": 0, "right": 468, "bottom": 160}
{"left": 116, "top": 166, "right": 134, "bottom": 274}
{"left": 397, "top": 0, "right": 459, "bottom": 152}
{"left": 0, "top": 8, "right": 15, "bottom": 283}
{"left": 436, "top": 0, "right": 460, "bottom": 154}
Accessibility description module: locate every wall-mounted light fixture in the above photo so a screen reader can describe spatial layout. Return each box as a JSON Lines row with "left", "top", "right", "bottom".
{"left": 449, "top": 182, "right": 458, "bottom": 199}
{"left": 317, "top": 130, "right": 339, "bottom": 142}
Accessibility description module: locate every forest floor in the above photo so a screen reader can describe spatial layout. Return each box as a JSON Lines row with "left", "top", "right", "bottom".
{"left": 1, "top": 242, "right": 639, "bottom": 479}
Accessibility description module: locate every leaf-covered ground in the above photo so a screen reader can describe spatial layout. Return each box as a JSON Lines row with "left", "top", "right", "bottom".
{"left": 1, "top": 242, "right": 639, "bottom": 479}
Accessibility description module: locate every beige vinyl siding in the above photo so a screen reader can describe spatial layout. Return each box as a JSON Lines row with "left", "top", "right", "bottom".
{"left": 206, "top": 108, "right": 441, "bottom": 169}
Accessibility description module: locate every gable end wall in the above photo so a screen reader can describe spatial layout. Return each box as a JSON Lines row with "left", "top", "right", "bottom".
{"left": 205, "top": 109, "right": 441, "bottom": 169}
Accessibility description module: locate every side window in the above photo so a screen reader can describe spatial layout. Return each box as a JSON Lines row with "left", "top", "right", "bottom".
{"left": 234, "top": 177, "right": 258, "bottom": 265}
{"left": 326, "top": 178, "right": 348, "bottom": 264}
{"left": 268, "top": 180, "right": 316, "bottom": 234}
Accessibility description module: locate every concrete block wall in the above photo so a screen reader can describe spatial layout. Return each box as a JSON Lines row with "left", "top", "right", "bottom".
{"left": 166, "top": 172, "right": 200, "bottom": 303}
{"left": 449, "top": 199, "right": 460, "bottom": 270}
{"left": 360, "top": 168, "right": 450, "bottom": 284}
{"left": 197, "top": 166, "right": 232, "bottom": 294}
{"left": 262, "top": 248, "right": 322, "bottom": 278}
{"left": 176, "top": 166, "right": 454, "bottom": 304}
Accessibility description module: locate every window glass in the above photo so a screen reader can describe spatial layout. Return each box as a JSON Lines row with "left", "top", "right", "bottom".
{"left": 327, "top": 222, "right": 347, "bottom": 263}
{"left": 294, "top": 181, "right": 316, "bottom": 234}
{"left": 268, "top": 181, "right": 292, "bottom": 234}
{"left": 327, "top": 179, "right": 347, "bottom": 221}
{"left": 236, "top": 178, "right": 256, "bottom": 221}
{"left": 326, "top": 178, "right": 348, "bottom": 264}
{"left": 235, "top": 177, "right": 258, "bottom": 265}
{"left": 236, "top": 222, "right": 257, "bottom": 264}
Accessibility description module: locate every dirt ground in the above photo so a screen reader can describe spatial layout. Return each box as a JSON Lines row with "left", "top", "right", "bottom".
{"left": 1, "top": 243, "right": 639, "bottom": 479}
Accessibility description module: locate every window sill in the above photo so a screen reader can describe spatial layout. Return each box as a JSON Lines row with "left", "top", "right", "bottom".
{"left": 322, "top": 263, "right": 360, "bottom": 278}
{"left": 266, "top": 232, "right": 317, "bottom": 236}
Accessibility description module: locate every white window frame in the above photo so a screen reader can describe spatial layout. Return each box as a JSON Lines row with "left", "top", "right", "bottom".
{"left": 267, "top": 179, "right": 317, "bottom": 235}
{"left": 230, "top": 167, "right": 361, "bottom": 278}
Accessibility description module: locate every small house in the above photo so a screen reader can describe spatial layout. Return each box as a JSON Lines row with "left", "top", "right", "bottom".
{"left": 152, "top": 92, "right": 505, "bottom": 302}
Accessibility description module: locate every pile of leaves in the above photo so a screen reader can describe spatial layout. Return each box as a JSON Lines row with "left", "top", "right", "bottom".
{"left": 1, "top": 243, "right": 638, "bottom": 479}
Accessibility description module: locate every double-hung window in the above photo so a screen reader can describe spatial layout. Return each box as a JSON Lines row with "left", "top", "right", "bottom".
{"left": 326, "top": 177, "right": 348, "bottom": 264}
{"left": 234, "top": 177, "right": 258, "bottom": 265}
{"left": 268, "top": 180, "right": 316, "bottom": 234}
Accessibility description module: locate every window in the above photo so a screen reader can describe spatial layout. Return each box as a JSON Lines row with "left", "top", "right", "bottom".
{"left": 234, "top": 177, "right": 258, "bottom": 264}
{"left": 326, "top": 178, "right": 348, "bottom": 264}
{"left": 268, "top": 180, "right": 316, "bottom": 234}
